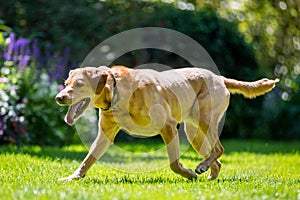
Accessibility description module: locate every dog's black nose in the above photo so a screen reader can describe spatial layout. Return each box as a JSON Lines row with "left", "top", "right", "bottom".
{"left": 55, "top": 94, "right": 65, "bottom": 104}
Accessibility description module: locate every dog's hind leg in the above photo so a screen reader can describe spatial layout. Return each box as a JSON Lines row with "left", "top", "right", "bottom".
{"left": 184, "top": 122, "right": 223, "bottom": 180}
{"left": 185, "top": 83, "right": 229, "bottom": 179}
{"left": 195, "top": 139, "right": 224, "bottom": 177}
{"left": 207, "top": 159, "right": 222, "bottom": 180}
{"left": 160, "top": 119, "right": 197, "bottom": 180}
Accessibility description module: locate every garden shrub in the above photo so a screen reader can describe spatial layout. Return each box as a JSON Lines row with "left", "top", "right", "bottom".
{"left": 0, "top": 31, "right": 76, "bottom": 146}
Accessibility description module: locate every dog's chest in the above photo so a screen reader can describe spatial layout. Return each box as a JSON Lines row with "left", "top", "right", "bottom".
{"left": 110, "top": 106, "right": 164, "bottom": 137}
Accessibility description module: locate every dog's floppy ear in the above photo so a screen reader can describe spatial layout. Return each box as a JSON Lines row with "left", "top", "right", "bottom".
{"left": 85, "top": 68, "right": 108, "bottom": 95}
{"left": 95, "top": 72, "right": 108, "bottom": 95}
{"left": 69, "top": 70, "right": 74, "bottom": 76}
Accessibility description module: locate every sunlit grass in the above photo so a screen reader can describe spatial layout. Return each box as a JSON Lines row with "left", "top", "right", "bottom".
{"left": 0, "top": 140, "right": 299, "bottom": 200}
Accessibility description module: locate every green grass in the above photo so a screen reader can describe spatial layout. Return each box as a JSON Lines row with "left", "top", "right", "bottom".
{"left": 0, "top": 139, "right": 299, "bottom": 200}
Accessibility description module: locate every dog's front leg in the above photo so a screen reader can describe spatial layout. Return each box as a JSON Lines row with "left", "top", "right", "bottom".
{"left": 58, "top": 134, "right": 110, "bottom": 181}
{"left": 59, "top": 116, "right": 119, "bottom": 181}
{"left": 160, "top": 120, "right": 197, "bottom": 180}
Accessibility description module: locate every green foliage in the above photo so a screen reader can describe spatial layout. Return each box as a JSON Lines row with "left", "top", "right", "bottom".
{"left": 261, "top": 86, "right": 300, "bottom": 140}
{"left": 1, "top": 65, "right": 75, "bottom": 146}
{"left": 194, "top": 0, "right": 300, "bottom": 100}
{"left": 20, "top": 68, "right": 75, "bottom": 145}
{"left": 0, "top": 140, "right": 299, "bottom": 199}
{"left": 0, "top": 31, "right": 75, "bottom": 146}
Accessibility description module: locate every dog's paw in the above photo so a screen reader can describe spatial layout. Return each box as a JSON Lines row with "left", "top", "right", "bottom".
{"left": 187, "top": 169, "right": 198, "bottom": 180}
{"left": 207, "top": 174, "right": 217, "bottom": 181}
{"left": 195, "top": 164, "right": 209, "bottom": 175}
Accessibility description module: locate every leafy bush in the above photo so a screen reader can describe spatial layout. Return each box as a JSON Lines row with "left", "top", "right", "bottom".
{"left": 0, "top": 31, "right": 75, "bottom": 146}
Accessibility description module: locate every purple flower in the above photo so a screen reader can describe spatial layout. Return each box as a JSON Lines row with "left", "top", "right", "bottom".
{"left": 19, "top": 55, "right": 30, "bottom": 71}
{"left": 3, "top": 32, "right": 16, "bottom": 61}
{"left": 20, "top": 47, "right": 31, "bottom": 70}
{"left": 32, "top": 38, "right": 40, "bottom": 59}
{"left": 13, "top": 38, "right": 25, "bottom": 55}
{"left": 32, "top": 38, "right": 43, "bottom": 66}
{"left": 51, "top": 47, "right": 70, "bottom": 80}
{"left": 18, "top": 38, "right": 30, "bottom": 54}
{"left": 56, "top": 58, "right": 67, "bottom": 79}
{"left": 2, "top": 32, "right": 75, "bottom": 84}
{"left": 58, "top": 84, "right": 64, "bottom": 91}
{"left": 24, "top": 45, "right": 31, "bottom": 57}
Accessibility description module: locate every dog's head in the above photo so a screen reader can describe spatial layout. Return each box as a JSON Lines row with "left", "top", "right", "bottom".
{"left": 55, "top": 66, "right": 111, "bottom": 125}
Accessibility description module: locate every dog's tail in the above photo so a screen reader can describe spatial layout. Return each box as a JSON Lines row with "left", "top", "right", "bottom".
{"left": 222, "top": 77, "right": 279, "bottom": 99}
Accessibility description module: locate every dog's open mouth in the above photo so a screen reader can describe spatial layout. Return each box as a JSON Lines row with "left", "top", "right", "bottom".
{"left": 65, "top": 97, "right": 91, "bottom": 126}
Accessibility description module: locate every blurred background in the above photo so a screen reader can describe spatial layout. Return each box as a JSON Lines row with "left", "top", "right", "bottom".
{"left": 0, "top": 0, "right": 299, "bottom": 146}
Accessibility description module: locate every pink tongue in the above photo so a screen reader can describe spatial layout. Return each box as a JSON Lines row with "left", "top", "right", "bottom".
{"left": 64, "top": 114, "right": 74, "bottom": 126}
{"left": 64, "top": 106, "right": 75, "bottom": 126}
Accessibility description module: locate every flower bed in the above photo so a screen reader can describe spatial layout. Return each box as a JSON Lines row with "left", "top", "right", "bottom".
{"left": 0, "top": 31, "right": 76, "bottom": 146}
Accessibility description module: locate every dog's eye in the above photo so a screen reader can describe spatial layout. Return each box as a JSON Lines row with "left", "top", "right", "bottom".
{"left": 75, "top": 82, "right": 84, "bottom": 88}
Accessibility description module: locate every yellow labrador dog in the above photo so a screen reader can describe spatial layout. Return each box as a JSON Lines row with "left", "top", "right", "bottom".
{"left": 55, "top": 66, "right": 278, "bottom": 181}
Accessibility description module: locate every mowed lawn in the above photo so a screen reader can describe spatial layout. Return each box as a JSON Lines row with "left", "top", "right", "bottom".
{"left": 0, "top": 139, "right": 299, "bottom": 200}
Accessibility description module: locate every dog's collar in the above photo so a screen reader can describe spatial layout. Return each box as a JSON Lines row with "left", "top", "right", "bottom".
{"left": 102, "top": 71, "right": 118, "bottom": 112}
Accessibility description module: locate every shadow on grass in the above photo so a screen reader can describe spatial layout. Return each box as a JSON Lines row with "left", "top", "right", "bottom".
{"left": 221, "top": 139, "right": 300, "bottom": 154}
{"left": 0, "top": 144, "right": 87, "bottom": 161}
{"left": 0, "top": 137, "right": 168, "bottom": 163}
{"left": 0, "top": 139, "right": 299, "bottom": 163}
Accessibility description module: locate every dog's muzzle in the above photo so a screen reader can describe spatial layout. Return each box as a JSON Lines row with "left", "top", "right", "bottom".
{"left": 55, "top": 94, "right": 70, "bottom": 105}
